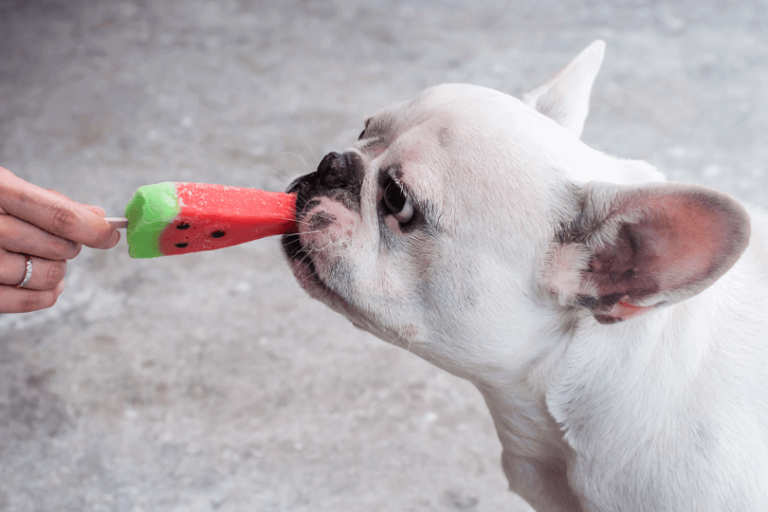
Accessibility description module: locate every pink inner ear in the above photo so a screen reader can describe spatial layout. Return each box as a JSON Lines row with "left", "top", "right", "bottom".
{"left": 585, "top": 186, "right": 749, "bottom": 323}
{"left": 639, "top": 194, "right": 734, "bottom": 292}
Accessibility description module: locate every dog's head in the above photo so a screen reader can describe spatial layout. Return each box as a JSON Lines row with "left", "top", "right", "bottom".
{"left": 282, "top": 41, "right": 750, "bottom": 378}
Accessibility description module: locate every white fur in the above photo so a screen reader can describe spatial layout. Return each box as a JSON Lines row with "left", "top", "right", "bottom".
{"left": 284, "top": 41, "right": 768, "bottom": 511}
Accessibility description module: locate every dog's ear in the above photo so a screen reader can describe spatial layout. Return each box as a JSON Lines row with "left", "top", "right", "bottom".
{"left": 539, "top": 182, "right": 750, "bottom": 324}
{"left": 521, "top": 40, "right": 605, "bottom": 139}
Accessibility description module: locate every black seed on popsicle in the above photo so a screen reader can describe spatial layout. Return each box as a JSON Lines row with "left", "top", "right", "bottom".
{"left": 177, "top": 222, "right": 191, "bottom": 230}
{"left": 175, "top": 242, "right": 189, "bottom": 248}
{"left": 211, "top": 230, "right": 225, "bottom": 238}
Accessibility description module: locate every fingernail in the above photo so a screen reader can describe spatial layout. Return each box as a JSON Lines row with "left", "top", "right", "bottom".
{"left": 90, "top": 206, "right": 106, "bottom": 217}
{"left": 80, "top": 204, "right": 106, "bottom": 217}
{"left": 56, "top": 280, "right": 66, "bottom": 294}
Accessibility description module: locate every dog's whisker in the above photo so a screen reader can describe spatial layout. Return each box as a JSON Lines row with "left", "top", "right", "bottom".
{"left": 297, "top": 133, "right": 318, "bottom": 164}
{"left": 273, "top": 216, "right": 312, "bottom": 227}
{"left": 266, "top": 175, "right": 292, "bottom": 190}
{"left": 274, "top": 171, "right": 303, "bottom": 187}
{"left": 282, "top": 147, "right": 313, "bottom": 174}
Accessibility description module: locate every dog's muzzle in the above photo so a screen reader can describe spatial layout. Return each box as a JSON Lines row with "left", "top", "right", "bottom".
{"left": 281, "top": 151, "right": 365, "bottom": 263}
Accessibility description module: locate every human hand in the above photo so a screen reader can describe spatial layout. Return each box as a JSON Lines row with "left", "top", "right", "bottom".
{"left": 0, "top": 167, "right": 120, "bottom": 313}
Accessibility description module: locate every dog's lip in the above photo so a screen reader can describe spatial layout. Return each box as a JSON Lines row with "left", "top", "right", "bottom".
{"left": 285, "top": 241, "right": 325, "bottom": 286}
{"left": 281, "top": 191, "right": 365, "bottom": 321}
{"left": 281, "top": 232, "right": 304, "bottom": 262}
{"left": 285, "top": 175, "right": 305, "bottom": 195}
{"left": 281, "top": 230, "right": 334, "bottom": 298}
{"left": 286, "top": 243, "right": 357, "bottom": 318}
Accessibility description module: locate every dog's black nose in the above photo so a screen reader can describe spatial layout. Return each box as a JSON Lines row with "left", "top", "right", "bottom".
{"left": 285, "top": 151, "right": 362, "bottom": 196}
{"left": 317, "top": 152, "right": 351, "bottom": 189}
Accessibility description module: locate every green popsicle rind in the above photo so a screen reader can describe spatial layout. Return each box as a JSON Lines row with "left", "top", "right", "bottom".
{"left": 125, "top": 182, "right": 180, "bottom": 258}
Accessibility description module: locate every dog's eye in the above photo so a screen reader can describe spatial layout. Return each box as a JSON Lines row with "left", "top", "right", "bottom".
{"left": 358, "top": 119, "right": 371, "bottom": 141}
{"left": 383, "top": 180, "right": 414, "bottom": 224}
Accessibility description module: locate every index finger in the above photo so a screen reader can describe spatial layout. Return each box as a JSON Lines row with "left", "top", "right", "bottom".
{"left": 0, "top": 167, "right": 119, "bottom": 249}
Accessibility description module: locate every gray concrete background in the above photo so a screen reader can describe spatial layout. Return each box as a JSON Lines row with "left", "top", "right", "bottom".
{"left": 1, "top": 1, "right": 768, "bottom": 511}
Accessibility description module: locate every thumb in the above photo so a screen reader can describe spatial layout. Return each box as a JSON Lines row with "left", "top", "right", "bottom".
{"left": 76, "top": 203, "right": 120, "bottom": 249}
{"left": 79, "top": 204, "right": 106, "bottom": 218}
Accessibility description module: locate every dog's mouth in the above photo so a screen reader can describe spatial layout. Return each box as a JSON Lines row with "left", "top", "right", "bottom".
{"left": 281, "top": 225, "right": 327, "bottom": 289}
{"left": 280, "top": 198, "right": 354, "bottom": 320}
{"left": 282, "top": 229, "right": 378, "bottom": 335}
{"left": 280, "top": 167, "right": 326, "bottom": 293}
{"left": 281, "top": 150, "right": 377, "bottom": 327}
{"left": 281, "top": 170, "right": 332, "bottom": 293}
{"left": 282, "top": 230, "right": 398, "bottom": 340}
{"left": 280, "top": 232, "right": 322, "bottom": 289}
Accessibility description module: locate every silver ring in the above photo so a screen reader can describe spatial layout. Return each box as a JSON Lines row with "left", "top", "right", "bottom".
{"left": 16, "top": 256, "right": 33, "bottom": 288}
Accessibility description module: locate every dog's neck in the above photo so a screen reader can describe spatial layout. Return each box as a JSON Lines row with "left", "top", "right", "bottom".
{"left": 472, "top": 236, "right": 767, "bottom": 464}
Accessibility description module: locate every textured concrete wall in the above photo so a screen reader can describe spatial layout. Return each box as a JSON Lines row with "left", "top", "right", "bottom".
{"left": 1, "top": 1, "right": 767, "bottom": 511}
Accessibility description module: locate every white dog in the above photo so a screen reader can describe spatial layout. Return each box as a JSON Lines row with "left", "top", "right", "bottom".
{"left": 281, "top": 40, "right": 768, "bottom": 511}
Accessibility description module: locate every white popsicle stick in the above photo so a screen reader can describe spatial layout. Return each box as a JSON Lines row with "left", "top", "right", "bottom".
{"left": 106, "top": 217, "right": 129, "bottom": 229}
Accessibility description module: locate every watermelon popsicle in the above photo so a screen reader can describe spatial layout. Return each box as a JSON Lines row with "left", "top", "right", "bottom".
{"left": 117, "top": 182, "right": 296, "bottom": 258}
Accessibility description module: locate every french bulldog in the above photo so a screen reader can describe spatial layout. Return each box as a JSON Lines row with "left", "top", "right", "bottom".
{"left": 281, "top": 40, "right": 768, "bottom": 511}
